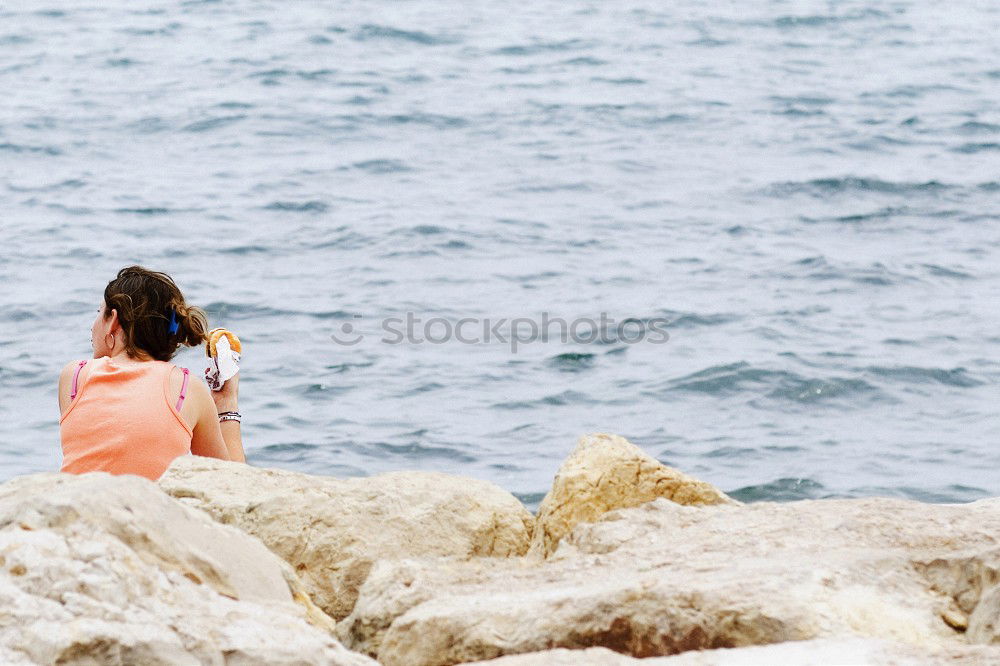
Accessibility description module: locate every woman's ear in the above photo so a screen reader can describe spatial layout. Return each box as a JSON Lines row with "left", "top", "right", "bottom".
{"left": 107, "top": 308, "right": 121, "bottom": 334}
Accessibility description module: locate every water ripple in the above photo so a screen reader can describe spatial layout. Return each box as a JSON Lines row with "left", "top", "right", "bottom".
{"left": 353, "top": 24, "right": 459, "bottom": 45}
{"left": 766, "top": 177, "right": 951, "bottom": 197}
{"left": 3, "top": 0, "right": 1000, "bottom": 506}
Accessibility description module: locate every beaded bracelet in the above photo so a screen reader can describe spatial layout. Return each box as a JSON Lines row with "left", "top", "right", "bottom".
{"left": 218, "top": 410, "right": 241, "bottom": 423}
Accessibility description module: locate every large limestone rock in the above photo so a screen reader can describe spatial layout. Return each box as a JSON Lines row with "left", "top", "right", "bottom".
{"left": 457, "top": 639, "right": 1000, "bottom": 665}
{"left": 529, "top": 433, "right": 735, "bottom": 557}
{"left": 0, "top": 472, "right": 375, "bottom": 665}
{"left": 340, "top": 496, "right": 1000, "bottom": 666}
{"left": 159, "top": 455, "right": 534, "bottom": 620}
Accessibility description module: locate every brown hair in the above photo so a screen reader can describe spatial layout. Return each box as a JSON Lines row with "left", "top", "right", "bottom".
{"left": 103, "top": 265, "right": 208, "bottom": 361}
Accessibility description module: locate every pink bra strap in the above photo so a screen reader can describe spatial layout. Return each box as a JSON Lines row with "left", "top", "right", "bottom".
{"left": 175, "top": 367, "right": 190, "bottom": 412}
{"left": 70, "top": 360, "right": 87, "bottom": 400}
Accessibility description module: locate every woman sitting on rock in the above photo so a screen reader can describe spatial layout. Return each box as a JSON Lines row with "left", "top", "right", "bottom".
{"left": 58, "top": 265, "right": 244, "bottom": 480}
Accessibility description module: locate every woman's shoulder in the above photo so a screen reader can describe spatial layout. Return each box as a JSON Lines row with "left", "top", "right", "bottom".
{"left": 58, "top": 360, "right": 79, "bottom": 392}
{"left": 166, "top": 362, "right": 211, "bottom": 427}
{"left": 59, "top": 359, "right": 82, "bottom": 376}
{"left": 58, "top": 358, "right": 99, "bottom": 413}
{"left": 164, "top": 360, "right": 194, "bottom": 377}
{"left": 59, "top": 357, "right": 98, "bottom": 383}
{"left": 166, "top": 362, "right": 207, "bottom": 395}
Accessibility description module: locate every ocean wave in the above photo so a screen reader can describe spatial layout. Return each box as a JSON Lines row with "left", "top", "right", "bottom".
{"left": 365, "top": 440, "right": 477, "bottom": 463}
{"left": 298, "top": 382, "right": 353, "bottom": 400}
{"left": 349, "top": 159, "right": 411, "bottom": 173}
{"left": 951, "top": 142, "right": 1000, "bottom": 154}
{"left": 766, "top": 376, "right": 882, "bottom": 403}
{"left": 492, "top": 39, "right": 594, "bottom": 56}
{"left": 800, "top": 206, "right": 906, "bottom": 223}
{"left": 6, "top": 179, "right": 85, "bottom": 192}
{"left": 861, "top": 83, "right": 970, "bottom": 99}
{"left": 388, "top": 224, "right": 448, "bottom": 236}
{"left": 704, "top": 446, "right": 764, "bottom": 459}
{"left": 490, "top": 390, "right": 594, "bottom": 410}
{"left": 591, "top": 76, "right": 646, "bottom": 86}
{"left": 765, "top": 256, "right": 915, "bottom": 287}
{"left": 713, "top": 9, "right": 891, "bottom": 30}
{"left": 254, "top": 442, "right": 368, "bottom": 476}
{"left": 384, "top": 112, "right": 468, "bottom": 128}
{"left": 661, "top": 311, "right": 739, "bottom": 328}
{"left": 849, "top": 484, "right": 990, "bottom": 503}
{"left": 0, "top": 34, "right": 33, "bottom": 46}
{"left": 662, "top": 362, "right": 884, "bottom": 406}
{"left": 112, "top": 207, "right": 174, "bottom": 215}
{"left": 765, "top": 177, "right": 951, "bottom": 198}
{"left": 920, "top": 264, "right": 973, "bottom": 280}
{"left": 515, "top": 182, "right": 592, "bottom": 193}
{"left": 181, "top": 114, "right": 247, "bottom": 133}
{"left": 768, "top": 95, "right": 836, "bottom": 106}
{"left": 956, "top": 121, "right": 1000, "bottom": 134}
{"left": 546, "top": 352, "right": 596, "bottom": 372}
{"left": 0, "top": 143, "right": 61, "bottom": 156}
{"left": 263, "top": 200, "right": 329, "bottom": 212}
{"left": 863, "top": 365, "right": 984, "bottom": 388}
{"left": 105, "top": 58, "right": 140, "bottom": 68}
{"left": 353, "top": 24, "right": 459, "bottom": 45}
{"left": 729, "top": 478, "right": 829, "bottom": 502}
{"left": 217, "top": 245, "right": 271, "bottom": 255}
{"left": 513, "top": 492, "right": 546, "bottom": 511}
{"left": 774, "top": 10, "right": 890, "bottom": 27}
{"left": 200, "top": 302, "right": 358, "bottom": 321}
{"left": 561, "top": 56, "right": 607, "bottom": 67}
{"left": 126, "top": 116, "right": 171, "bottom": 133}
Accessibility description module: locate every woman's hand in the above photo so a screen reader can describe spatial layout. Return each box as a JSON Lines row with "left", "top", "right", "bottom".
{"left": 212, "top": 373, "right": 245, "bottom": 462}
{"left": 210, "top": 372, "right": 239, "bottom": 413}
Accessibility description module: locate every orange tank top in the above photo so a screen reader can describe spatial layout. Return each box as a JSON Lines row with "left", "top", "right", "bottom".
{"left": 59, "top": 356, "right": 193, "bottom": 481}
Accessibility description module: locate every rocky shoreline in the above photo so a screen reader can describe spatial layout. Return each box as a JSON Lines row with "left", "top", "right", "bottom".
{"left": 2, "top": 433, "right": 998, "bottom": 665}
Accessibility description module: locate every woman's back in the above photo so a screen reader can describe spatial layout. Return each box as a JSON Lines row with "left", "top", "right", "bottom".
{"left": 60, "top": 356, "right": 192, "bottom": 480}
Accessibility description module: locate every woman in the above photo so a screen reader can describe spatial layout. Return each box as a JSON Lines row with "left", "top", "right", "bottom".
{"left": 58, "top": 265, "right": 245, "bottom": 480}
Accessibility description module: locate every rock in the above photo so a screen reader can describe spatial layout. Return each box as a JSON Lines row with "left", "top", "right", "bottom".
{"left": 968, "top": 584, "right": 1000, "bottom": 644}
{"left": 459, "top": 647, "right": 639, "bottom": 665}
{"left": 653, "top": 638, "right": 1000, "bottom": 665}
{"left": 159, "top": 455, "right": 534, "bottom": 620}
{"left": 340, "top": 495, "right": 1000, "bottom": 666}
{"left": 0, "top": 472, "right": 375, "bottom": 666}
{"left": 457, "top": 639, "right": 1000, "bottom": 665}
{"left": 529, "top": 433, "right": 735, "bottom": 557}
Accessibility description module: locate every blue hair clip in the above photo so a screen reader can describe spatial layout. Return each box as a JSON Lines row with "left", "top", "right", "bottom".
{"left": 167, "top": 309, "right": 179, "bottom": 335}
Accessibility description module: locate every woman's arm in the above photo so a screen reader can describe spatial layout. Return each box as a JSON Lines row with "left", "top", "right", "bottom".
{"left": 57, "top": 361, "right": 77, "bottom": 417}
{"left": 189, "top": 379, "right": 234, "bottom": 461}
{"left": 219, "top": 419, "right": 245, "bottom": 463}
{"left": 206, "top": 372, "right": 245, "bottom": 463}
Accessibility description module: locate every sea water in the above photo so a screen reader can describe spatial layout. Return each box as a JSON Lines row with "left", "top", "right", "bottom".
{"left": 2, "top": 0, "right": 999, "bottom": 507}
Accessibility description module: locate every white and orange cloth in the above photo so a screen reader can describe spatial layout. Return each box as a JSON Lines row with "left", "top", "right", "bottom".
{"left": 204, "top": 328, "right": 241, "bottom": 391}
